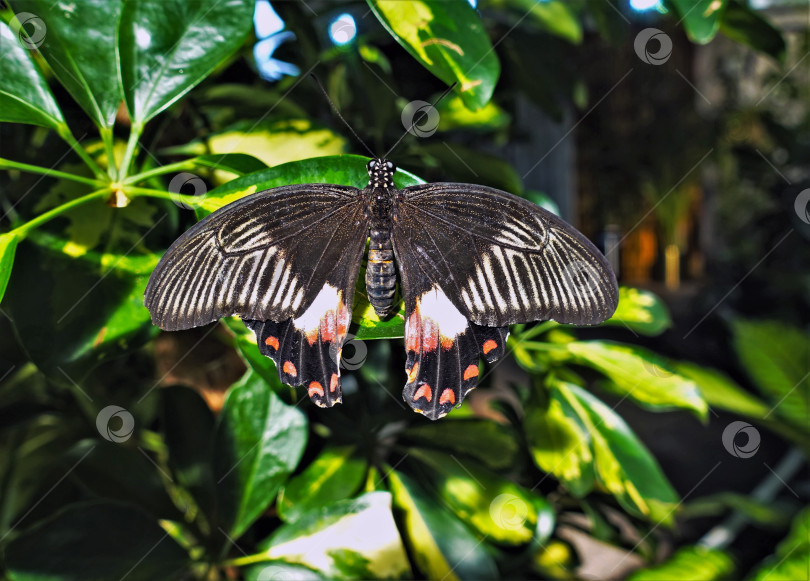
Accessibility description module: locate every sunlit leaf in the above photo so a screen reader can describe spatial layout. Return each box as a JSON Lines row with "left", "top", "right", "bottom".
{"left": 604, "top": 287, "right": 672, "bottom": 336}
{"left": 750, "top": 506, "right": 810, "bottom": 581}
{"left": 674, "top": 361, "right": 769, "bottom": 418}
{"left": 214, "top": 370, "right": 307, "bottom": 538}
{"left": 628, "top": 545, "right": 735, "bottom": 580}
{"left": 436, "top": 94, "right": 510, "bottom": 132}
{"left": 0, "top": 232, "right": 19, "bottom": 304}
{"left": 369, "top": 0, "right": 500, "bottom": 110}
{"left": 0, "top": 20, "right": 65, "bottom": 130}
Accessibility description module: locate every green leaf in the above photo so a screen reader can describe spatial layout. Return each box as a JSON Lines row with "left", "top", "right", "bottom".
{"left": 604, "top": 287, "right": 672, "bottom": 336}
{"left": 750, "top": 506, "right": 810, "bottom": 581}
{"left": 244, "top": 562, "right": 323, "bottom": 581}
{"left": 566, "top": 341, "right": 708, "bottom": 418}
{"left": 278, "top": 446, "right": 367, "bottom": 523}
{"left": 119, "top": 0, "right": 254, "bottom": 124}
{"left": 731, "top": 318, "right": 810, "bottom": 428}
{"left": 410, "top": 449, "right": 538, "bottom": 544}
{"left": 258, "top": 492, "right": 412, "bottom": 579}
{"left": 14, "top": 0, "right": 123, "bottom": 128}
{"left": 491, "top": 0, "right": 582, "bottom": 44}
{"left": 719, "top": 0, "right": 786, "bottom": 63}
{"left": 558, "top": 382, "right": 679, "bottom": 523}
{"left": 668, "top": 0, "right": 728, "bottom": 44}
{"left": 214, "top": 369, "right": 307, "bottom": 538}
{"left": 525, "top": 389, "right": 596, "bottom": 497}
{"left": 674, "top": 361, "right": 769, "bottom": 418}
{"left": 628, "top": 545, "right": 735, "bottom": 581}
{"left": 0, "top": 20, "right": 65, "bottom": 130}
{"left": 402, "top": 419, "right": 520, "bottom": 471}
{"left": 191, "top": 153, "right": 269, "bottom": 177}
{"left": 5, "top": 501, "right": 189, "bottom": 580}
{"left": 368, "top": 0, "right": 501, "bottom": 110}
{"left": 419, "top": 142, "right": 523, "bottom": 194}
{"left": 388, "top": 470, "right": 498, "bottom": 580}
{"left": 436, "top": 94, "right": 510, "bottom": 132}
{"left": 0, "top": 232, "right": 19, "bottom": 304}
{"left": 681, "top": 492, "right": 792, "bottom": 529}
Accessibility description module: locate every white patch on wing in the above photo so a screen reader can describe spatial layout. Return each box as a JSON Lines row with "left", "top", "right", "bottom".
{"left": 419, "top": 285, "right": 468, "bottom": 337}
{"left": 293, "top": 284, "right": 340, "bottom": 332}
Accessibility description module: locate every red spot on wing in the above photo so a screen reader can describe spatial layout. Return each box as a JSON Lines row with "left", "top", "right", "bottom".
{"left": 439, "top": 388, "right": 456, "bottom": 405}
{"left": 330, "top": 373, "right": 339, "bottom": 393}
{"left": 283, "top": 361, "right": 297, "bottom": 377}
{"left": 414, "top": 384, "right": 433, "bottom": 402}
{"left": 441, "top": 336, "right": 454, "bottom": 350}
{"left": 264, "top": 336, "right": 280, "bottom": 350}
{"left": 308, "top": 381, "right": 325, "bottom": 397}
{"left": 305, "top": 328, "right": 319, "bottom": 346}
{"left": 320, "top": 310, "right": 336, "bottom": 342}
{"left": 482, "top": 339, "right": 498, "bottom": 355}
{"left": 422, "top": 318, "right": 438, "bottom": 351}
{"left": 406, "top": 362, "right": 419, "bottom": 384}
{"left": 405, "top": 310, "right": 420, "bottom": 352}
{"left": 336, "top": 300, "right": 349, "bottom": 339}
{"left": 463, "top": 364, "right": 479, "bottom": 381}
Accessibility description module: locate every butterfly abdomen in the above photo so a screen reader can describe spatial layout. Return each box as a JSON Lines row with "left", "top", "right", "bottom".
{"left": 366, "top": 227, "right": 396, "bottom": 318}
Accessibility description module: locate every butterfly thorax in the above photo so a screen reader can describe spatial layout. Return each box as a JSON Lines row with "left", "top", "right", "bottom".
{"left": 364, "top": 159, "right": 398, "bottom": 319}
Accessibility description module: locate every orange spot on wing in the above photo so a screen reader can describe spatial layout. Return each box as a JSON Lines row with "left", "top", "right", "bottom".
{"left": 330, "top": 373, "right": 339, "bottom": 393}
{"left": 320, "top": 310, "right": 336, "bottom": 342}
{"left": 463, "top": 364, "right": 479, "bottom": 381}
{"left": 407, "top": 362, "right": 419, "bottom": 384}
{"left": 336, "top": 300, "right": 349, "bottom": 338}
{"left": 308, "top": 381, "right": 324, "bottom": 397}
{"left": 482, "top": 339, "right": 498, "bottom": 355}
{"left": 441, "top": 336, "right": 454, "bottom": 350}
{"left": 422, "top": 318, "right": 438, "bottom": 351}
{"left": 439, "top": 388, "right": 456, "bottom": 405}
{"left": 413, "top": 384, "right": 433, "bottom": 402}
{"left": 405, "top": 310, "right": 420, "bottom": 352}
{"left": 282, "top": 361, "right": 297, "bottom": 377}
{"left": 264, "top": 336, "right": 280, "bottom": 350}
{"left": 305, "top": 328, "right": 319, "bottom": 346}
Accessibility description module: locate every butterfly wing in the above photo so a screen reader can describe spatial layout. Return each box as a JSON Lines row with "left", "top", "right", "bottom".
{"left": 145, "top": 184, "right": 369, "bottom": 408}
{"left": 391, "top": 183, "right": 618, "bottom": 419}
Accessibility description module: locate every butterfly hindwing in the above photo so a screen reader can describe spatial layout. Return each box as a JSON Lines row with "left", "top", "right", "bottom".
{"left": 393, "top": 183, "right": 619, "bottom": 327}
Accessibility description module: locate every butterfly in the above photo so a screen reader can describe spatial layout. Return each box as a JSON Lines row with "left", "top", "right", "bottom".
{"left": 144, "top": 158, "right": 618, "bottom": 420}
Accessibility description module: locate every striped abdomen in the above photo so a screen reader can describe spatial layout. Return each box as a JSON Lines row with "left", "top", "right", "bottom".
{"left": 366, "top": 227, "right": 396, "bottom": 318}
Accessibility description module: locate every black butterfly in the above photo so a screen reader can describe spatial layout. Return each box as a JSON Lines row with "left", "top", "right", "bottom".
{"left": 144, "top": 158, "right": 618, "bottom": 420}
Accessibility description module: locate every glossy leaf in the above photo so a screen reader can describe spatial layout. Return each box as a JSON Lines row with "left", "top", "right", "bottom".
{"left": 214, "top": 370, "right": 307, "bottom": 538}
{"left": 15, "top": 0, "right": 123, "bottom": 128}
{"left": 0, "top": 20, "right": 64, "bottom": 130}
{"left": 566, "top": 341, "right": 708, "bottom": 419}
{"left": 731, "top": 318, "right": 810, "bottom": 428}
{"left": 258, "top": 492, "right": 412, "bottom": 579}
{"left": 491, "top": 0, "right": 582, "bottom": 44}
{"left": 278, "top": 446, "right": 367, "bottom": 523}
{"left": 119, "top": 0, "right": 255, "bottom": 124}
{"left": 604, "top": 287, "right": 672, "bottom": 336}
{"left": 628, "top": 546, "right": 735, "bottom": 581}
{"left": 0, "top": 232, "right": 19, "bottom": 304}
{"left": 674, "top": 361, "right": 769, "bottom": 418}
{"left": 559, "top": 382, "right": 679, "bottom": 523}
{"left": 369, "top": 0, "right": 500, "bottom": 110}
{"left": 669, "top": 0, "right": 728, "bottom": 44}
{"left": 5, "top": 501, "right": 189, "bottom": 580}
{"left": 750, "top": 506, "right": 810, "bottom": 581}
{"left": 388, "top": 470, "right": 498, "bottom": 580}
{"left": 410, "top": 448, "right": 538, "bottom": 544}
{"left": 720, "top": 0, "right": 786, "bottom": 63}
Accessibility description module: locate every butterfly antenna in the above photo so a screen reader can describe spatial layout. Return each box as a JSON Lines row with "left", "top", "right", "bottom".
{"left": 384, "top": 82, "right": 457, "bottom": 159}
{"left": 310, "top": 73, "right": 377, "bottom": 159}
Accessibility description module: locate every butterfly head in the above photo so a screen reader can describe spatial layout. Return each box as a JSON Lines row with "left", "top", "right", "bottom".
{"left": 367, "top": 158, "right": 396, "bottom": 188}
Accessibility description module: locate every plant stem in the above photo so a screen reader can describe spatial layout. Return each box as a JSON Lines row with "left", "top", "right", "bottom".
{"left": 125, "top": 186, "right": 188, "bottom": 204}
{"left": 220, "top": 553, "right": 273, "bottom": 568}
{"left": 124, "top": 159, "right": 196, "bottom": 184}
{"left": 119, "top": 122, "right": 144, "bottom": 181}
{"left": 56, "top": 124, "right": 106, "bottom": 180}
{"left": 11, "top": 188, "right": 111, "bottom": 237}
{"left": 520, "top": 320, "right": 560, "bottom": 341}
{"left": 0, "top": 158, "right": 104, "bottom": 187}
{"left": 99, "top": 126, "right": 119, "bottom": 181}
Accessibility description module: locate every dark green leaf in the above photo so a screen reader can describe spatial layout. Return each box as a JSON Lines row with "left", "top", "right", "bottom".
{"left": 214, "top": 370, "right": 307, "bottom": 538}
{"left": 410, "top": 449, "right": 539, "bottom": 544}
{"left": 628, "top": 545, "right": 735, "bottom": 581}
{"left": 278, "top": 446, "right": 367, "bottom": 522}
{"left": 566, "top": 341, "right": 708, "bottom": 418}
{"left": 490, "top": 0, "right": 582, "bottom": 44}
{"left": 731, "top": 318, "right": 809, "bottom": 427}
{"left": 14, "top": 0, "right": 123, "bottom": 128}
{"left": 389, "top": 470, "right": 498, "bottom": 580}
{"left": 720, "top": 0, "right": 785, "bottom": 63}
{"left": 604, "top": 287, "right": 672, "bottom": 336}
{"left": 369, "top": 0, "right": 500, "bottom": 110}
{"left": 668, "top": 0, "right": 728, "bottom": 44}
{"left": 0, "top": 20, "right": 65, "bottom": 130}
{"left": 419, "top": 142, "right": 523, "bottom": 194}
{"left": 257, "top": 492, "right": 412, "bottom": 579}
{"left": 750, "top": 506, "right": 810, "bottom": 581}
{"left": 5, "top": 501, "right": 189, "bottom": 581}
{"left": 681, "top": 492, "right": 792, "bottom": 528}
{"left": 119, "top": 0, "right": 254, "bottom": 124}
{"left": 0, "top": 232, "right": 19, "bottom": 304}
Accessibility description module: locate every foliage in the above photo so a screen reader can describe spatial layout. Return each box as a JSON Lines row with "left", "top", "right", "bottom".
{"left": 0, "top": 1, "right": 801, "bottom": 580}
